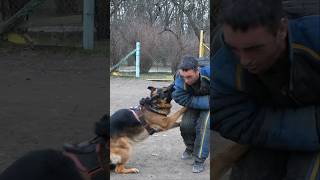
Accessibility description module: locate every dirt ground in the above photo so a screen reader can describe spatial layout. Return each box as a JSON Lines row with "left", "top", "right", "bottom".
{"left": 0, "top": 45, "right": 107, "bottom": 172}
{"left": 110, "top": 78, "right": 209, "bottom": 180}
{"left": 0, "top": 45, "right": 210, "bottom": 179}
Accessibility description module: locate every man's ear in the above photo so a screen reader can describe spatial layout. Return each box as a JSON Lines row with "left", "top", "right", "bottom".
{"left": 278, "top": 18, "right": 288, "bottom": 40}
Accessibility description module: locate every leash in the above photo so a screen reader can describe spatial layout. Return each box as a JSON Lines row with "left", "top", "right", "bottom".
{"left": 63, "top": 141, "right": 108, "bottom": 180}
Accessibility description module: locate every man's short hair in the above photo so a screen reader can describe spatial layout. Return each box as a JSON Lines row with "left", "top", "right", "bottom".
{"left": 178, "top": 56, "right": 199, "bottom": 71}
{"left": 219, "top": 0, "right": 284, "bottom": 33}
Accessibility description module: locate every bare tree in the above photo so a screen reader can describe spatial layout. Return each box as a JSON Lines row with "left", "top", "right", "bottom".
{"left": 110, "top": 0, "right": 209, "bottom": 73}
{"left": 110, "top": 0, "right": 125, "bottom": 18}
{"left": 170, "top": 0, "right": 209, "bottom": 41}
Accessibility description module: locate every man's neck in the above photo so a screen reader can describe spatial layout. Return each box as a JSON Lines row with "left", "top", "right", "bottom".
{"left": 261, "top": 35, "right": 289, "bottom": 76}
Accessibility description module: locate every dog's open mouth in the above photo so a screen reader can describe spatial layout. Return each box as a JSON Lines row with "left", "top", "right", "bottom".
{"left": 148, "top": 84, "right": 174, "bottom": 104}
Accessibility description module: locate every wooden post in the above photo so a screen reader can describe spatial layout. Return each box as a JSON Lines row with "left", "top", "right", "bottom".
{"left": 199, "top": 30, "right": 204, "bottom": 58}
{"left": 83, "top": 0, "right": 95, "bottom": 49}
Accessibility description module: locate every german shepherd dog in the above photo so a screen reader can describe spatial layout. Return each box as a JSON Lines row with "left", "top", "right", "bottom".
{"left": 0, "top": 115, "right": 110, "bottom": 180}
{"left": 0, "top": 85, "right": 185, "bottom": 179}
{"left": 109, "top": 85, "right": 186, "bottom": 174}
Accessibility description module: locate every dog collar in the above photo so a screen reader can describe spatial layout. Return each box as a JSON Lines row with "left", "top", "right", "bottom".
{"left": 145, "top": 104, "right": 169, "bottom": 116}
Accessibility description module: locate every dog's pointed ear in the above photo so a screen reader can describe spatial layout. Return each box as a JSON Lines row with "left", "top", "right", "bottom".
{"left": 147, "top": 86, "right": 156, "bottom": 92}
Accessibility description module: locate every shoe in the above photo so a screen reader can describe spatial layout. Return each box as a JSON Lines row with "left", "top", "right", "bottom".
{"left": 181, "top": 149, "right": 193, "bottom": 160}
{"left": 63, "top": 136, "right": 103, "bottom": 154}
{"left": 192, "top": 161, "right": 205, "bottom": 173}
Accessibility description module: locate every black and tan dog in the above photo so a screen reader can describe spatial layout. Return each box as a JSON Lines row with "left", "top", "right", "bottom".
{"left": 0, "top": 85, "right": 185, "bottom": 179}
{"left": 0, "top": 115, "right": 110, "bottom": 180}
{"left": 109, "top": 85, "right": 186, "bottom": 174}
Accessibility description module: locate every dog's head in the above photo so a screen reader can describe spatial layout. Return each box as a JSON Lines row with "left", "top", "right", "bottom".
{"left": 147, "top": 84, "right": 174, "bottom": 104}
{"left": 95, "top": 113, "right": 109, "bottom": 140}
{"left": 139, "top": 84, "right": 175, "bottom": 112}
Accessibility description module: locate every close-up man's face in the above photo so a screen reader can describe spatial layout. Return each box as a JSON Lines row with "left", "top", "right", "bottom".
{"left": 223, "top": 22, "right": 287, "bottom": 74}
{"left": 179, "top": 69, "right": 199, "bottom": 85}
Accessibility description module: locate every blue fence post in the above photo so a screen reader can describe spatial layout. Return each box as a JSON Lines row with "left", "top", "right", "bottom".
{"left": 135, "top": 42, "right": 140, "bottom": 78}
{"left": 83, "top": 0, "right": 95, "bottom": 49}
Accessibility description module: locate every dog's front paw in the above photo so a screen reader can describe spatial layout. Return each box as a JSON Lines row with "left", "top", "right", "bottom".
{"left": 128, "top": 168, "right": 140, "bottom": 173}
{"left": 115, "top": 165, "right": 140, "bottom": 174}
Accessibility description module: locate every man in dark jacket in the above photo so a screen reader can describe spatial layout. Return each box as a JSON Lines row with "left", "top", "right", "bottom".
{"left": 211, "top": 0, "right": 320, "bottom": 179}
{"left": 173, "top": 56, "right": 210, "bottom": 173}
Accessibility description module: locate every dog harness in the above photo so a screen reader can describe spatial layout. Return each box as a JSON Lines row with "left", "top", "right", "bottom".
{"left": 130, "top": 106, "right": 157, "bottom": 135}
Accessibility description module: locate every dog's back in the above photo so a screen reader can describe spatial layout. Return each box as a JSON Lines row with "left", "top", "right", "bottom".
{"left": 109, "top": 109, "right": 145, "bottom": 139}
{"left": 0, "top": 149, "right": 83, "bottom": 180}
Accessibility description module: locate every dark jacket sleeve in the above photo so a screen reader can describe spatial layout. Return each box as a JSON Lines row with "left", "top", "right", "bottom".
{"left": 211, "top": 48, "right": 320, "bottom": 152}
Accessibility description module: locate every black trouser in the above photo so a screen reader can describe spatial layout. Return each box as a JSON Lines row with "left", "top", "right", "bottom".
{"left": 180, "top": 109, "right": 210, "bottom": 161}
